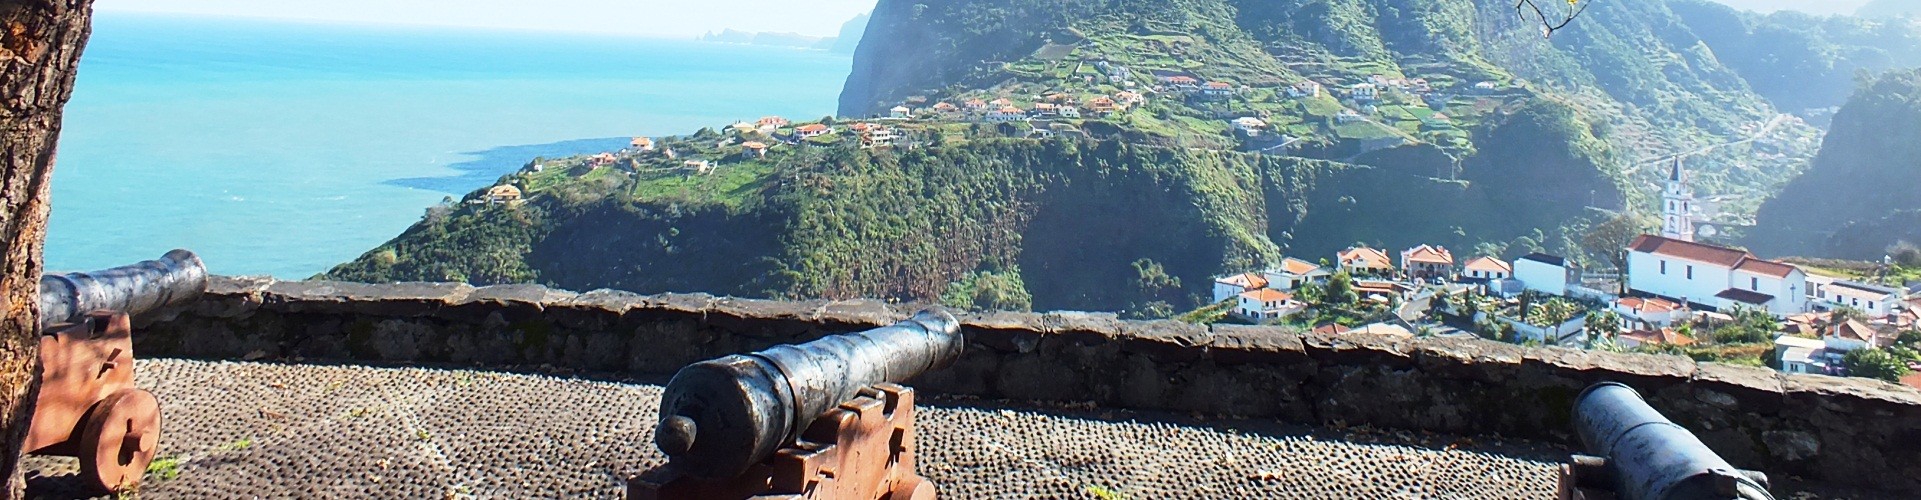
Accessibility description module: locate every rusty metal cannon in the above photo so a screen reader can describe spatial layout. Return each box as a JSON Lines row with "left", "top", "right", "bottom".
{"left": 25, "top": 250, "right": 206, "bottom": 492}
{"left": 632, "top": 309, "right": 964, "bottom": 500}
{"left": 1559, "top": 382, "right": 1775, "bottom": 500}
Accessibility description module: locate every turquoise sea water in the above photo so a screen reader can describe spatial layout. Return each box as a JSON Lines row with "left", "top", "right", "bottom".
{"left": 49, "top": 13, "right": 852, "bottom": 278}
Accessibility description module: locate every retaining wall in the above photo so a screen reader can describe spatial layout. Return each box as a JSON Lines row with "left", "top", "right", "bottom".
{"left": 140, "top": 277, "right": 1921, "bottom": 493}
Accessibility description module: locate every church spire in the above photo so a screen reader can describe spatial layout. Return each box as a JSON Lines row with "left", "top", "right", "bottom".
{"left": 1662, "top": 157, "right": 1696, "bottom": 242}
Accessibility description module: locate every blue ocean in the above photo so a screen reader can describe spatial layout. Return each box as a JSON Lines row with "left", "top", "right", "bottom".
{"left": 49, "top": 12, "right": 852, "bottom": 278}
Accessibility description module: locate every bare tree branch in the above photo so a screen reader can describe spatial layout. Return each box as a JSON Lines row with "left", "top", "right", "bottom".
{"left": 1516, "top": 0, "right": 1592, "bottom": 39}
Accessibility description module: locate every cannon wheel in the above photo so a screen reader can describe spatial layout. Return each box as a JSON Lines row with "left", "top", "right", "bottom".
{"left": 79, "top": 388, "right": 161, "bottom": 492}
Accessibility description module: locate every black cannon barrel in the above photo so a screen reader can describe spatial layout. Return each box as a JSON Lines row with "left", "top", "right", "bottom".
{"left": 653, "top": 309, "right": 963, "bottom": 479}
{"left": 39, "top": 249, "right": 207, "bottom": 331}
{"left": 1574, "top": 382, "right": 1774, "bottom": 500}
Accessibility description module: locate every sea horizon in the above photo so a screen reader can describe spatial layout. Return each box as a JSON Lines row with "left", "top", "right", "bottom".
{"left": 48, "top": 11, "right": 853, "bottom": 278}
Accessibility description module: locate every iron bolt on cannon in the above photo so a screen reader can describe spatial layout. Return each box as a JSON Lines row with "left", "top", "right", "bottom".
{"left": 24, "top": 250, "right": 206, "bottom": 492}
{"left": 1560, "top": 382, "right": 1775, "bottom": 500}
{"left": 632, "top": 309, "right": 964, "bottom": 500}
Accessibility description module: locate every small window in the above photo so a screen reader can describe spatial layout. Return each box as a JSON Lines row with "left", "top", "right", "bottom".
{"left": 1660, "top": 261, "right": 1667, "bottom": 275}
{"left": 1869, "top": 302, "right": 1875, "bottom": 310}
{"left": 1686, "top": 265, "right": 1693, "bottom": 279}
{"left": 1751, "top": 277, "right": 1758, "bottom": 290}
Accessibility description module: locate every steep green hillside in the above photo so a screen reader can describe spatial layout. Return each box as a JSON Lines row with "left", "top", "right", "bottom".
{"left": 842, "top": 0, "right": 1847, "bottom": 211}
{"left": 1750, "top": 69, "right": 1921, "bottom": 258}
{"left": 328, "top": 100, "right": 1615, "bottom": 314}
{"left": 330, "top": 0, "right": 1916, "bottom": 314}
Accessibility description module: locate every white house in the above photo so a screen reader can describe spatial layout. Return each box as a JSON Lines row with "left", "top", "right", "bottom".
{"left": 1337, "top": 247, "right": 1394, "bottom": 276}
{"left": 1232, "top": 117, "right": 1267, "bottom": 136}
{"left": 1626, "top": 235, "right": 1808, "bottom": 317}
{"left": 986, "top": 106, "right": 1027, "bottom": 122}
{"left": 795, "top": 124, "right": 832, "bottom": 138}
{"left": 1614, "top": 296, "right": 1686, "bottom": 331}
{"left": 1824, "top": 319, "right": 1884, "bottom": 352}
{"left": 1402, "top": 245, "right": 1455, "bottom": 281}
{"left": 1774, "top": 335, "right": 1828, "bottom": 375}
{"left": 1263, "top": 258, "right": 1331, "bottom": 291}
{"left": 1816, "top": 280, "right": 1902, "bottom": 319}
{"left": 1462, "top": 257, "right": 1512, "bottom": 281}
{"left": 1350, "top": 83, "right": 1379, "bottom": 102}
{"left": 1213, "top": 273, "right": 1268, "bottom": 304}
{"left": 890, "top": 105, "right": 913, "bottom": 119}
{"left": 1514, "top": 253, "right": 1574, "bottom": 296}
{"left": 1236, "top": 289, "right": 1304, "bottom": 321}
{"left": 1288, "top": 80, "right": 1323, "bottom": 98}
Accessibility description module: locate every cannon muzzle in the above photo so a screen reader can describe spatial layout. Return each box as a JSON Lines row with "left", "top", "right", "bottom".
{"left": 39, "top": 249, "right": 207, "bottom": 331}
{"left": 1573, "top": 382, "right": 1774, "bottom": 500}
{"left": 654, "top": 309, "right": 963, "bottom": 479}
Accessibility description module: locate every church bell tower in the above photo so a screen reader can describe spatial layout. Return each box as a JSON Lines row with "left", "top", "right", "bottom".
{"left": 1661, "top": 158, "right": 1696, "bottom": 242}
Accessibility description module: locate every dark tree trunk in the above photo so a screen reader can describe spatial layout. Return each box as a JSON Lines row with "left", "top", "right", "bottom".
{"left": 0, "top": 1, "right": 94, "bottom": 497}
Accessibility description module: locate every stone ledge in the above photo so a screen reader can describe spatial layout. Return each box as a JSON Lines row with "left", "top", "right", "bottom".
{"left": 136, "top": 277, "right": 1921, "bottom": 494}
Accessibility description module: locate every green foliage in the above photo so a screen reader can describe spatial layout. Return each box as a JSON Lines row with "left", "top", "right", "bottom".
{"left": 1323, "top": 271, "right": 1359, "bottom": 306}
{"left": 147, "top": 455, "right": 182, "bottom": 481}
{"left": 941, "top": 268, "right": 1036, "bottom": 312}
{"left": 1843, "top": 348, "right": 1913, "bottom": 383}
{"left": 1710, "top": 306, "right": 1781, "bottom": 345}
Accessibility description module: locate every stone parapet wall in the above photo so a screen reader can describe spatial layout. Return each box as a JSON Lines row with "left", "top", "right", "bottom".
{"left": 141, "top": 277, "right": 1921, "bottom": 493}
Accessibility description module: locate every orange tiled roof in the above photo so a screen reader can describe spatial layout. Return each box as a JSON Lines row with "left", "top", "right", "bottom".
{"left": 742, "top": 141, "right": 767, "bottom": 149}
{"left": 1629, "top": 235, "right": 1797, "bottom": 278}
{"left": 1623, "top": 328, "right": 1694, "bottom": 347}
{"left": 1280, "top": 258, "right": 1323, "bottom": 276}
{"left": 1463, "top": 256, "right": 1510, "bottom": 274}
{"left": 796, "top": 124, "right": 828, "bottom": 133}
{"left": 1833, "top": 320, "right": 1877, "bottom": 342}
{"left": 1241, "top": 288, "right": 1294, "bottom": 303}
{"left": 1617, "top": 296, "right": 1681, "bottom": 314}
{"left": 1216, "top": 273, "right": 1268, "bottom": 289}
{"left": 1403, "top": 245, "right": 1454, "bottom": 265}
{"left": 1339, "top": 247, "right": 1393, "bottom": 268}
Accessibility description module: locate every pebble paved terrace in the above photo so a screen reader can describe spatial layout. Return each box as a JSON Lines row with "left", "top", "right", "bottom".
{"left": 18, "top": 359, "right": 1579, "bottom": 499}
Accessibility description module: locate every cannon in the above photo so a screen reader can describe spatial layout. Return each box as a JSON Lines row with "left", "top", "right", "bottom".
{"left": 1560, "top": 382, "right": 1775, "bottom": 500}
{"left": 25, "top": 250, "right": 205, "bottom": 492}
{"left": 633, "top": 309, "right": 964, "bottom": 500}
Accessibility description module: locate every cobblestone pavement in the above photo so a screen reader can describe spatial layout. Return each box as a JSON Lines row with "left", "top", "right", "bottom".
{"left": 7, "top": 359, "right": 1639, "bottom": 498}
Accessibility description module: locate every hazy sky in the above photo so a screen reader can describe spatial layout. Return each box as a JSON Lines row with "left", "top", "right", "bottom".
{"left": 94, "top": 0, "right": 880, "bottom": 38}
{"left": 94, "top": 0, "right": 1872, "bottom": 38}
{"left": 1710, "top": 0, "right": 1873, "bottom": 15}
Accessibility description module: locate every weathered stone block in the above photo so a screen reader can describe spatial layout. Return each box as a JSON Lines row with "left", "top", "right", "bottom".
{"left": 1116, "top": 320, "right": 1211, "bottom": 362}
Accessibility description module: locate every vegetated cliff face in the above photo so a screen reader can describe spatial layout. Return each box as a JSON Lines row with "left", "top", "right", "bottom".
{"left": 329, "top": 141, "right": 1275, "bottom": 313}
{"left": 1750, "top": 69, "right": 1921, "bottom": 259}
{"left": 328, "top": 115, "right": 1617, "bottom": 314}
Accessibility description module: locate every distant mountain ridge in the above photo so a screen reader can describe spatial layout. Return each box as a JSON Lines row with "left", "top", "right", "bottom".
{"left": 1750, "top": 69, "right": 1921, "bottom": 259}
{"left": 1860, "top": 0, "right": 1921, "bottom": 18}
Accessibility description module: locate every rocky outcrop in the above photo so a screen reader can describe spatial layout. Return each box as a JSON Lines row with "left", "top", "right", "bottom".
{"left": 140, "top": 277, "right": 1921, "bottom": 494}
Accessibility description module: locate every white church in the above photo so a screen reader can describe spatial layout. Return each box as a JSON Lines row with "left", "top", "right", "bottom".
{"left": 1625, "top": 160, "right": 1809, "bottom": 317}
